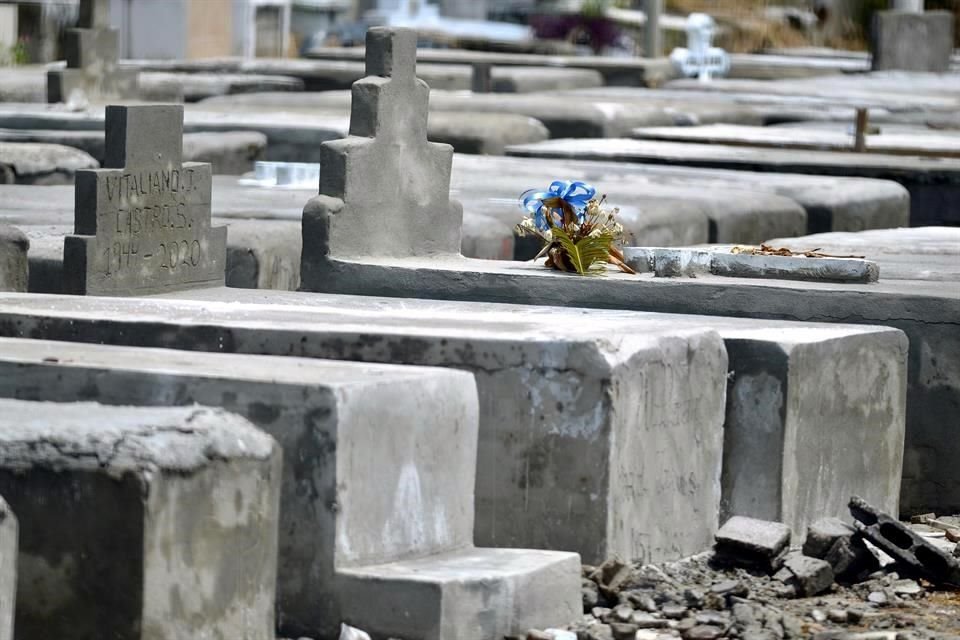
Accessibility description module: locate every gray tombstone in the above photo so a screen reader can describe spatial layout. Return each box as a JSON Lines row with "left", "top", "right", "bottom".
{"left": 871, "top": 10, "right": 955, "bottom": 72}
{"left": 63, "top": 105, "right": 227, "bottom": 296}
{"left": 47, "top": 0, "right": 139, "bottom": 104}
{"left": 302, "top": 26, "right": 463, "bottom": 283}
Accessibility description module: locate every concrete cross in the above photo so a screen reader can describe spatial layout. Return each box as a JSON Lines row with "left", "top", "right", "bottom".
{"left": 310, "top": 27, "right": 462, "bottom": 260}
{"left": 63, "top": 105, "right": 226, "bottom": 296}
{"left": 47, "top": 0, "right": 138, "bottom": 103}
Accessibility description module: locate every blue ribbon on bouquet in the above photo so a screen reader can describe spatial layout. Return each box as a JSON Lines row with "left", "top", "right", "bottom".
{"left": 520, "top": 180, "right": 597, "bottom": 232}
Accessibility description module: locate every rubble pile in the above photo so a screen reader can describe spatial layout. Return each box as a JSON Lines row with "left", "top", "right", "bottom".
{"left": 520, "top": 498, "right": 960, "bottom": 640}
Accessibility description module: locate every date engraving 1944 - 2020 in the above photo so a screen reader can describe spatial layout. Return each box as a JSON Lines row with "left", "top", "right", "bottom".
{"left": 97, "top": 167, "right": 205, "bottom": 277}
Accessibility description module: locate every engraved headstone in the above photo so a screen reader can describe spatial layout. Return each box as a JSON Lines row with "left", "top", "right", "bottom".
{"left": 47, "top": 0, "right": 138, "bottom": 104}
{"left": 63, "top": 105, "right": 227, "bottom": 296}
{"left": 302, "top": 26, "right": 463, "bottom": 270}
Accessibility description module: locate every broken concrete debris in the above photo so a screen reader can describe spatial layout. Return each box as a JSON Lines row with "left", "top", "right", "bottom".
{"left": 850, "top": 496, "right": 960, "bottom": 588}
{"left": 713, "top": 516, "right": 792, "bottom": 572}
{"left": 523, "top": 505, "right": 960, "bottom": 640}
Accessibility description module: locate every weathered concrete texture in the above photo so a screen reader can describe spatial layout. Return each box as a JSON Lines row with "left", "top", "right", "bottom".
{"left": 448, "top": 157, "right": 807, "bottom": 246}
{"left": 304, "top": 47, "right": 678, "bottom": 86}
{"left": 766, "top": 227, "right": 960, "bottom": 283}
{"left": 451, "top": 154, "right": 909, "bottom": 237}
{"left": 720, "top": 328, "right": 906, "bottom": 538}
{"left": 0, "top": 142, "right": 98, "bottom": 185}
{"left": 20, "top": 219, "right": 300, "bottom": 293}
{"left": 0, "top": 496, "right": 15, "bottom": 640}
{"left": 336, "top": 548, "right": 578, "bottom": 640}
{"left": 0, "top": 336, "right": 580, "bottom": 639}
{"left": 131, "top": 57, "right": 606, "bottom": 93}
{"left": 632, "top": 123, "right": 960, "bottom": 159}
{"left": 0, "top": 103, "right": 543, "bottom": 159}
{"left": 427, "top": 111, "right": 549, "bottom": 155}
{"left": 296, "top": 251, "right": 947, "bottom": 516}
{"left": 871, "top": 11, "right": 955, "bottom": 72}
{"left": 0, "top": 226, "right": 27, "bottom": 293}
{"left": 0, "top": 181, "right": 512, "bottom": 266}
{"left": 0, "top": 129, "right": 267, "bottom": 175}
{"left": 182, "top": 131, "right": 267, "bottom": 175}
{"left": 166, "top": 49, "right": 673, "bottom": 88}
{"left": 0, "top": 399, "right": 280, "bottom": 640}
{"left": 200, "top": 88, "right": 762, "bottom": 139}
{"left": 63, "top": 105, "right": 228, "bottom": 296}
{"left": 626, "top": 246, "right": 879, "bottom": 284}
{"left": 142, "top": 71, "right": 305, "bottom": 101}
{"left": 223, "top": 220, "right": 302, "bottom": 291}
{"left": 714, "top": 516, "right": 791, "bottom": 571}
{"left": 0, "top": 291, "right": 732, "bottom": 567}
{"left": 663, "top": 73, "right": 960, "bottom": 113}
{"left": 505, "top": 137, "right": 958, "bottom": 226}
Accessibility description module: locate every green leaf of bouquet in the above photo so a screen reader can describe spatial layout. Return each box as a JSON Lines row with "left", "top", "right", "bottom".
{"left": 552, "top": 227, "right": 614, "bottom": 275}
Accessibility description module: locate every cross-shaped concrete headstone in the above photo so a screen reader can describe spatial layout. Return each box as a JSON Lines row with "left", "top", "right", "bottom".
{"left": 304, "top": 27, "right": 463, "bottom": 263}
{"left": 63, "top": 105, "right": 227, "bottom": 296}
{"left": 47, "top": 0, "right": 138, "bottom": 104}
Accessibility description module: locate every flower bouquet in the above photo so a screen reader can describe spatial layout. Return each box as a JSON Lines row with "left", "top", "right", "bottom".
{"left": 516, "top": 180, "right": 636, "bottom": 275}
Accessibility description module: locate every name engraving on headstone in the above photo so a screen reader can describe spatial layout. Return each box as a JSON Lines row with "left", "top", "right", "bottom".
{"left": 63, "top": 105, "right": 226, "bottom": 296}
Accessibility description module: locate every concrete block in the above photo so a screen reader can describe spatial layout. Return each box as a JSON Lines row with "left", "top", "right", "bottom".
{"left": 872, "top": 11, "right": 955, "bottom": 72}
{"left": 779, "top": 552, "right": 834, "bottom": 596}
{"left": 721, "top": 329, "right": 906, "bottom": 538}
{"left": 0, "top": 338, "right": 580, "bottom": 639}
{"left": 0, "top": 226, "right": 27, "bottom": 293}
{"left": 337, "top": 548, "right": 579, "bottom": 640}
{"left": 0, "top": 496, "right": 15, "bottom": 640}
{"left": 0, "top": 400, "right": 280, "bottom": 640}
{"left": 0, "top": 292, "right": 731, "bottom": 567}
{"left": 714, "top": 516, "right": 791, "bottom": 572}
{"left": 803, "top": 517, "right": 855, "bottom": 559}
{"left": 850, "top": 496, "right": 960, "bottom": 586}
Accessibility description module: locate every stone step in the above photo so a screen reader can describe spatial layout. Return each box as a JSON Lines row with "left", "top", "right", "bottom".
{"left": 0, "top": 399, "right": 281, "bottom": 640}
{"left": 0, "top": 337, "right": 580, "bottom": 639}
{"left": 336, "top": 548, "right": 579, "bottom": 640}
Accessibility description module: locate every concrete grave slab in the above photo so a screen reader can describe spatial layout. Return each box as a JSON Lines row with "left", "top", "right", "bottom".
{"left": 0, "top": 337, "right": 580, "bottom": 639}
{"left": 62, "top": 105, "right": 227, "bottom": 296}
{"left": 0, "top": 128, "right": 266, "bottom": 175}
{"left": 199, "top": 88, "right": 763, "bottom": 139}
{"left": 0, "top": 496, "right": 14, "bottom": 640}
{"left": 766, "top": 227, "right": 960, "bottom": 283}
{"left": 451, "top": 154, "right": 909, "bottom": 236}
{"left": 302, "top": 46, "right": 677, "bottom": 86}
{"left": 0, "top": 226, "right": 27, "bottom": 293}
{"left": 632, "top": 123, "right": 960, "bottom": 159}
{"left": 0, "top": 287, "right": 911, "bottom": 546}
{"left": 663, "top": 74, "right": 960, "bottom": 112}
{"left": 0, "top": 141, "right": 98, "bottom": 185}
{"left": 506, "top": 138, "right": 960, "bottom": 227}
{"left": 0, "top": 290, "right": 732, "bottom": 565}
{"left": 872, "top": 10, "right": 955, "bottom": 73}
{"left": 130, "top": 56, "right": 606, "bottom": 93}
{"left": 0, "top": 102, "right": 544, "bottom": 159}
{"left": 0, "top": 399, "right": 280, "bottom": 640}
